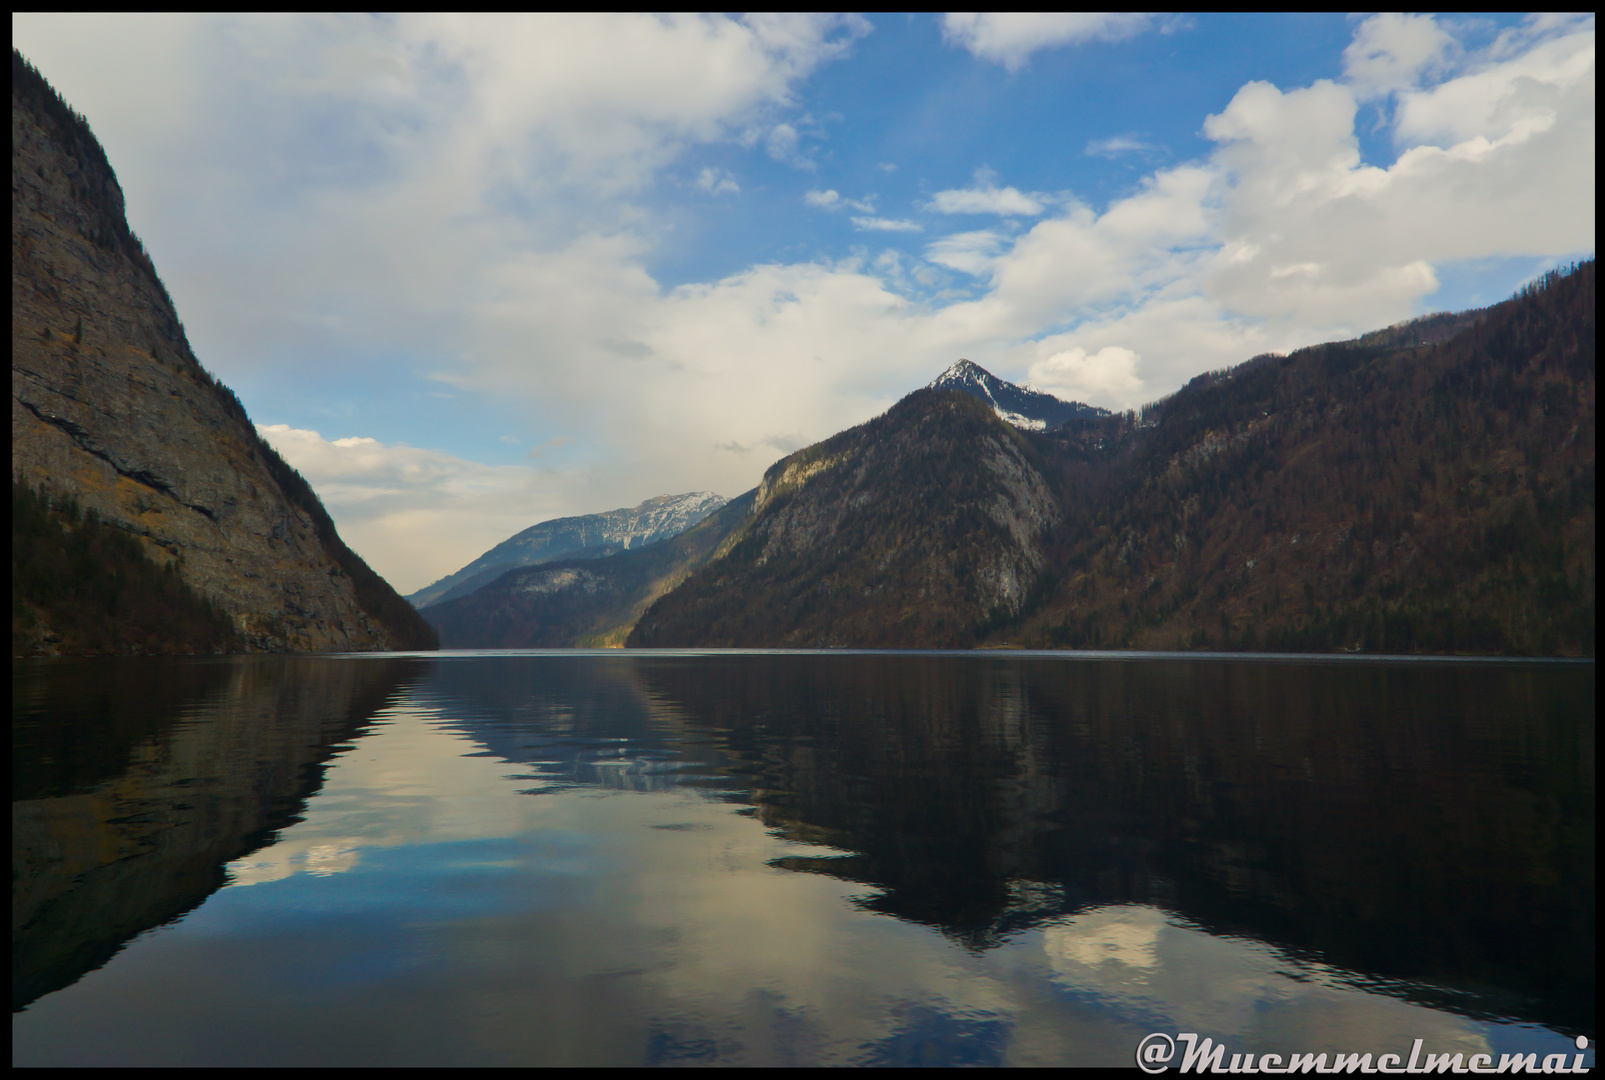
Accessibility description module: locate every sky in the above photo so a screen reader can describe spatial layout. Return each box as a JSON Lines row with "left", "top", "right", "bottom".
{"left": 13, "top": 13, "right": 1596, "bottom": 595}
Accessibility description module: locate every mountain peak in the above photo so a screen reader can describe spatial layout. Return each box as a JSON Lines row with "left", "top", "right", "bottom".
{"left": 930, "top": 358, "right": 991, "bottom": 386}
{"left": 926, "top": 359, "right": 1110, "bottom": 432}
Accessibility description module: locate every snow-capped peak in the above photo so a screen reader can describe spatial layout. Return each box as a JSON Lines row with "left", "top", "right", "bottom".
{"left": 925, "top": 359, "right": 1111, "bottom": 432}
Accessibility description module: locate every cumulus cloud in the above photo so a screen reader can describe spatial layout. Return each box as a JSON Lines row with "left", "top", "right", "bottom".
{"left": 1027, "top": 345, "right": 1145, "bottom": 406}
{"left": 1342, "top": 12, "right": 1456, "bottom": 99}
{"left": 1202, "top": 17, "right": 1594, "bottom": 327}
{"left": 1390, "top": 16, "right": 1595, "bottom": 147}
{"left": 765, "top": 122, "right": 803, "bottom": 164}
{"left": 926, "top": 168, "right": 1046, "bottom": 216}
{"left": 941, "top": 13, "right": 1154, "bottom": 71}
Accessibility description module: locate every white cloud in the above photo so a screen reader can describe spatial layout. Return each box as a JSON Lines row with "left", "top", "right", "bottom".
{"left": 1201, "top": 17, "right": 1594, "bottom": 326}
{"left": 944, "top": 15, "right": 1591, "bottom": 398}
{"left": 1342, "top": 13, "right": 1456, "bottom": 99}
{"left": 766, "top": 122, "right": 801, "bottom": 162}
{"left": 1390, "top": 17, "right": 1595, "bottom": 147}
{"left": 926, "top": 186, "right": 1044, "bottom": 216}
{"left": 256, "top": 424, "right": 571, "bottom": 594}
{"left": 925, "top": 230, "right": 1006, "bottom": 275}
{"left": 941, "top": 13, "right": 1153, "bottom": 71}
{"left": 694, "top": 167, "right": 740, "bottom": 195}
{"left": 1085, "top": 133, "right": 1160, "bottom": 159}
{"left": 851, "top": 216, "right": 923, "bottom": 233}
{"left": 926, "top": 168, "right": 1046, "bottom": 216}
{"left": 807, "top": 188, "right": 876, "bottom": 213}
{"left": 1027, "top": 345, "right": 1145, "bottom": 405}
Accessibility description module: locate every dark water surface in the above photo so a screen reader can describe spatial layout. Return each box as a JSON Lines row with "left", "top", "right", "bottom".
{"left": 12, "top": 652, "right": 1594, "bottom": 1067}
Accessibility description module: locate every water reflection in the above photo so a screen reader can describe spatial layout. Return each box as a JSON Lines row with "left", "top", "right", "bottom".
{"left": 427, "top": 654, "right": 1594, "bottom": 1034}
{"left": 11, "top": 656, "right": 424, "bottom": 1011}
{"left": 11, "top": 653, "right": 1593, "bottom": 1066}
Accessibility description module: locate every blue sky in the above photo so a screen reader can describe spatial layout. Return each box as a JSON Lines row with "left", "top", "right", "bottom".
{"left": 13, "top": 14, "right": 1595, "bottom": 592}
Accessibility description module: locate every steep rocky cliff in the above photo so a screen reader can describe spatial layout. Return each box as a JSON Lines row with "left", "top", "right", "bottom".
{"left": 11, "top": 51, "right": 435, "bottom": 653}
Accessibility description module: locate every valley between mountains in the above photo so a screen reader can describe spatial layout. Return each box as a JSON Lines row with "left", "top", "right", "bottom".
{"left": 12, "top": 47, "right": 1595, "bottom": 658}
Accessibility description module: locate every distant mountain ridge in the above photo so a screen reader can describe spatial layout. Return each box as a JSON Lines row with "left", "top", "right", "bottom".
{"left": 423, "top": 492, "right": 756, "bottom": 648}
{"left": 928, "top": 359, "right": 1110, "bottom": 431}
{"left": 408, "top": 491, "right": 726, "bottom": 609}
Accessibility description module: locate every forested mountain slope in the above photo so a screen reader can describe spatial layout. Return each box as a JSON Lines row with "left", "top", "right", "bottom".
{"left": 1022, "top": 261, "right": 1594, "bottom": 655}
{"left": 629, "top": 390, "right": 1061, "bottom": 648}
{"left": 633, "top": 261, "right": 1593, "bottom": 655}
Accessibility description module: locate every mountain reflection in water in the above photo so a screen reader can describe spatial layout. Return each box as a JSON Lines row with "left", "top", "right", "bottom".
{"left": 12, "top": 653, "right": 1594, "bottom": 1067}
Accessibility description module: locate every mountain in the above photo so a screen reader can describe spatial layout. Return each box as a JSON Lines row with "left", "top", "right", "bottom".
{"left": 928, "top": 358, "right": 1110, "bottom": 431}
{"left": 11, "top": 50, "right": 436, "bottom": 655}
{"left": 630, "top": 389, "right": 1061, "bottom": 647}
{"left": 1020, "top": 262, "right": 1594, "bottom": 655}
{"left": 407, "top": 491, "right": 726, "bottom": 610}
{"left": 632, "top": 261, "right": 1594, "bottom": 655}
{"left": 424, "top": 492, "right": 756, "bottom": 648}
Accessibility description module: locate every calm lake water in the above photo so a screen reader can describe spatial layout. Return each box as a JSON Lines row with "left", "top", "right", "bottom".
{"left": 12, "top": 651, "right": 1595, "bottom": 1067}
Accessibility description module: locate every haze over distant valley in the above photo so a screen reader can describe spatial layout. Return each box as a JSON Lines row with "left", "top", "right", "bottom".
{"left": 12, "top": 13, "right": 1594, "bottom": 595}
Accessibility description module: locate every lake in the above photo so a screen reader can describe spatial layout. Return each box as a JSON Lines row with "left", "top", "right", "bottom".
{"left": 12, "top": 651, "right": 1595, "bottom": 1067}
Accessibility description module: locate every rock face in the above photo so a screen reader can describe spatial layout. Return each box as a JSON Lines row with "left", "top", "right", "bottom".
{"left": 11, "top": 51, "right": 435, "bottom": 652}
{"left": 630, "top": 390, "right": 1062, "bottom": 648}
{"left": 408, "top": 491, "right": 727, "bottom": 610}
{"left": 928, "top": 358, "right": 1109, "bottom": 431}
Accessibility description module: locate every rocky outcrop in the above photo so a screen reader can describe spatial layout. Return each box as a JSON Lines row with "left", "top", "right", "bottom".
{"left": 11, "top": 51, "right": 435, "bottom": 653}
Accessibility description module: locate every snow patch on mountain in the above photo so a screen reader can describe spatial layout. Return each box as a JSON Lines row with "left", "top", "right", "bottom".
{"left": 928, "top": 359, "right": 1110, "bottom": 432}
